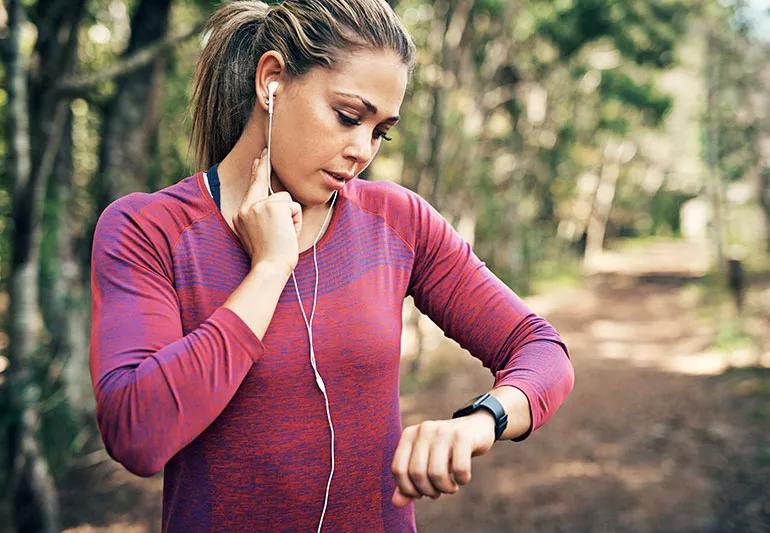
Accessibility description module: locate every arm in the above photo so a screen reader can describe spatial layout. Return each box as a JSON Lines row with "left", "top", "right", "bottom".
{"left": 405, "top": 190, "right": 574, "bottom": 442}
{"left": 89, "top": 198, "right": 281, "bottom": 477}
{"left": 223, "top": 260, "right": 293, "bottom": 340}
{"left": 463, "top": 382, "right": 538, "bottom": 442}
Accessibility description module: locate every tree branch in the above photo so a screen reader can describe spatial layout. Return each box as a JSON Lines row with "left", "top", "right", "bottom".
{"left": 54, "top": 21, "right": 204, "bottom": 97}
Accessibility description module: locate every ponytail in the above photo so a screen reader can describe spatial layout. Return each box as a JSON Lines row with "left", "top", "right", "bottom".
{"left": 189, "top": 1, "right": 271, "bottom": 170}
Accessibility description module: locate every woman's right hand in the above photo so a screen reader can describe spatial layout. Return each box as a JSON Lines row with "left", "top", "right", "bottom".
{"left": 232, "top": 147, "right": 303, "bottom": 274}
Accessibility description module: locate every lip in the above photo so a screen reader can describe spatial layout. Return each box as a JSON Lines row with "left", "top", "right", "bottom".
{"left": 324, "top": 170, "right": 354, "bottom": 182}
{"left": 323, "top": 170, "right": 347, "bottom": 191}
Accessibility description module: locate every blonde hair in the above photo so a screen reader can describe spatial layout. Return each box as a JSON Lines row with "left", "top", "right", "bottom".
{"left": 189, "top": 0, "right": 416, "bottom": 170}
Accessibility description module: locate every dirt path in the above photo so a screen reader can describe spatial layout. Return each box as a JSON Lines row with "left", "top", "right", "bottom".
{"left": 60, "top": 240, "right": 770, "bottom": 532}
{"left": 406, "top": 241, "right": 770, "bottom": 532}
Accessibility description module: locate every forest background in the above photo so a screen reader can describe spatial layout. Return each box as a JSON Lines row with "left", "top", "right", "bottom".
{"left": 1, "top": 0, "right": 769, "bottom": 531}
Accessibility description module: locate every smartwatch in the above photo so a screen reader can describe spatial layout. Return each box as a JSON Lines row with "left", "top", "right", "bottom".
{"left": 451, "top": 392, "right": 508, "bottom": 441}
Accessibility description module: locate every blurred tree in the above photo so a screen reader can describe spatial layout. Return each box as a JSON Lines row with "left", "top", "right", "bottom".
{"left": 1, "top": 1, "right": 88, "bottom": 529}
{"left": 1, "top": 0, "right": 201, "bottom": 529}
{"left": 700, "top": 0, "right": 770, "bottom": 264}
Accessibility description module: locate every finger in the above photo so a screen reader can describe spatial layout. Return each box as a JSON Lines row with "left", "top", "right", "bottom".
{"left": 259, "top": 146, "right": 270, "bottom": 198}
{"left": 427, "top": 428, "right": 459, "bottom": 495}
{"left": 408, "top": 423, "right": 441, "bottom": 498}
{"left": 451, "top": 435, "right": 473, "bottom": 486}
{"left": 392, "top": 485, "right": 417, "bottom": 508}
{"left": 391, "top": 427, "right": 421, "bottom": 500}
{"left": 290, "top": 202, "right": 302, "bottom": 238}
{"left": 264, "top": 191, "right": 293, "bottom": 203}
{"left": 243, "top": 148, "right": 269, "bottom": 207}
{"left": 241, "top": 156, "right": 263, "bottom": 210}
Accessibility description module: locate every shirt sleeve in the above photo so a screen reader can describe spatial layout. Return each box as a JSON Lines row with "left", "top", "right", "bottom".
{"left": 405, "top": 190, "right": 574, "bottom": 442}
{"left": 89, "top": 196, "right": 265, "bottom": 477}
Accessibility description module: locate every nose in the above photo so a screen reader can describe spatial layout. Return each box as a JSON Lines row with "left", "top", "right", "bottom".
{"left": 342, "top": 129, "right": 375, "bottom": 165}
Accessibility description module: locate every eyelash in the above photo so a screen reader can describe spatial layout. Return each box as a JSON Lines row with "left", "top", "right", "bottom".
{"left": 336, "top": 111, "right": 393, "bottom": 141}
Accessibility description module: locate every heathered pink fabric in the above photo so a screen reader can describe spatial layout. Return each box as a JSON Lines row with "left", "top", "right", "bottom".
{"left": 89, "top": 171, "right": 574, "bottom": 532}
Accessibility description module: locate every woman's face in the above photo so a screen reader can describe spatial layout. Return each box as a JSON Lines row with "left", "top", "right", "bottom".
{"left": 266, "top": 49, "right": 409, "bottom": 207}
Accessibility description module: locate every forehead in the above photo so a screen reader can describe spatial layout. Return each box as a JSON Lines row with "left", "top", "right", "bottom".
{"left": 310, "top": 50, "right": 408, "bottom": 116}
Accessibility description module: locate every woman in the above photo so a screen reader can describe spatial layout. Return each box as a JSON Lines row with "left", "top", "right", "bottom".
{"left": 89, "top": 1, "right": 575, "bottom": 531}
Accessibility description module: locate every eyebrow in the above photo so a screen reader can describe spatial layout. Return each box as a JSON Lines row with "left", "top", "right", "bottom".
{"left": 334, "top": 91, "right": 400, "bottom": 123}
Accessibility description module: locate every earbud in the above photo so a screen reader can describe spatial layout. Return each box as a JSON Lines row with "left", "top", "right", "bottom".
{"left": 267, "top": 81, "right": 279, "bottom": 115}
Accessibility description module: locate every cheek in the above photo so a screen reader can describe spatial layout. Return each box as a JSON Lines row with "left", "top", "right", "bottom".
{"left": 270, "top": 107, "right": 334, "bottom": 175}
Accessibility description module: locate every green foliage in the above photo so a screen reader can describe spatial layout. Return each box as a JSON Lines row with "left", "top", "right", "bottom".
{"left": 649, "top": 188, "right": 695, "bottom": 236}
{"left": 599, "top": 70, "right": 672, "bottom": 125}
{"left": 713, "top": 316, "right": 755, "bottom": 352}
{"left": 537, "top": 0, "right": 687, "bottom": 67}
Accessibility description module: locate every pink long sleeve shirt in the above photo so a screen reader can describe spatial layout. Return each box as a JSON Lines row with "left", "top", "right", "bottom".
{"left": 89, "top": 170, "right": 574, "bottom": 532}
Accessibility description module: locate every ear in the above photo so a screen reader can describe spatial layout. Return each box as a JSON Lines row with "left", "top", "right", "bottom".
{"left": 255, "top": 50, "right": 286, "bottom": 112}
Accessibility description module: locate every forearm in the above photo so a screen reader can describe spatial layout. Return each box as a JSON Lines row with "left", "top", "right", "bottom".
{"left": 97, "top": 262, "right": 291, "bottom": 476}
{"left": 94, "top": 307, "right": 264, "bottom": 477}
{"left": 223, "top": 261, "right": 291, "bottom": 341}
{"left": 464, "top": 338, "right": 574, "bottom": 443}
{"left": 462, "top": 385, "right": 532, "bottom": 442}
{"left": 491, "top": 385, "right": 532, "bottom": 440}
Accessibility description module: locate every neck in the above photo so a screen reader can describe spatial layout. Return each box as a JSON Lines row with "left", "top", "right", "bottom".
{"left": 215, "top": 117, "right": 333, "bottom": 216}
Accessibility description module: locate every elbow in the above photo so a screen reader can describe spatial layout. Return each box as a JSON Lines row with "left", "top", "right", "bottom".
{"left": 562, "top": 352, "right": 576, "bottom": 398}
{"left": 533, "top": 350, "right": 575, "bottom": 434}
{"left": 127, "top": 460, "right": 164, "bottom": 479}
{"left": 546, "top": 334, "right": 575, "bottom": 403}
{"left": 95, "top": 398, "right": 164, "bottom": 478}
{"left": 549, "top": 345, "right": 576, "bottom": 418}
{"left": 111, "top": 443, "right": 164, "bottom": 478}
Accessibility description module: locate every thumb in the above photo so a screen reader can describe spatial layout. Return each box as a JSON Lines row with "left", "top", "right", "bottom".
{"left": 243, "top": 149, "right": 270, "bottom": 208}
{"left": 292, "top": 205, "right": 302, "bottom": 239}
{"left": 392, "top": 486, "right": 415, "bottom": 508}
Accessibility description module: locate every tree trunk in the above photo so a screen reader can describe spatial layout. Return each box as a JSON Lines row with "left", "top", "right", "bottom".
{"left": 2, "top": 0, "right": 94, "bottom": 528}
{"left": 92, "top": 0, "right": 173, "bottom": 214}
{"left": 760, "top": 167, "right": 770, "bottom": 254}
{"left": 41, "top": 111, "right": 94, "bottom": 421}
{"left": 756, "top": 125, "right": 770, "bottom": 253}
{"left": 584, "top": 142, "right": 622, "bottom": 268}
{"left": 705, "top": 32, "right": 726, "bottom": 272}
{"left": 2, "top": 0, "right": 67, "bottom": 529}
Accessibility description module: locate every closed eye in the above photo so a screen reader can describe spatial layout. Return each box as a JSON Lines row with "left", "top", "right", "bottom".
{"left": 336, "top": 111, "right": 393, "bottom": 142}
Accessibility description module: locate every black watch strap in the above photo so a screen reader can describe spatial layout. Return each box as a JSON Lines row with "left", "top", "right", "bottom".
{"left": 451, "top": 392, "right": 508, "bottom": 441}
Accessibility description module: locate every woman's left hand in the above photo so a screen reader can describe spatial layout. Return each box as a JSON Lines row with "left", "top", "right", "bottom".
{"left": 390, "top": 412, "right": 496, "bottom": 508}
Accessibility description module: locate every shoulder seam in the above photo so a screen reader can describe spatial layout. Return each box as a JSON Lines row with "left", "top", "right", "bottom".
{"left": 346, "top": 191, "right": 416, "bottom": 256}
{"left": 116, "top": 189, "right": 212, "bottom": 263}
{"left": 170, "top": 210, "right": 221, "bottom": 255}
{"left": 117, "top": 185, "right": 214, "bottom": 279}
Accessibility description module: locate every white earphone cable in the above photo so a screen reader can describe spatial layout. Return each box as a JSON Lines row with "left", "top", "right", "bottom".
{"left": 290, "top": 197, "right": 336, "bottom": 533}
{"left": 267, "top": 86, "right": 337, "bottom": 533}
{"left": 267, "top": 102, "right": 275, "bottom": 196}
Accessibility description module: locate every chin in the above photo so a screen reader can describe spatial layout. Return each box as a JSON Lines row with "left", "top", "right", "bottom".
{"left": 309, "top": 191, "right": 337, "bottom": 209}
{"left": 287, "top": 186, "right": 333, "bottom": 209}
{"left": 274, "top": 170, "right": 335, "bottom": 208}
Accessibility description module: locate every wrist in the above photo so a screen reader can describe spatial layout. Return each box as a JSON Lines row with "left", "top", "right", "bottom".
{"left": 252, "top": 260, "right": 292, "bottom": 280}
{"left": 489, "top": 385, "right": 532, "bottom": 441}
{"left": 452, "top": 392, "right": 508, "bottom": 441}
{"left": 457, "top": 411, "right": 496, "bottom": 455}
{"left": 467, "top": 410, "right": 496, "bottom": 432}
